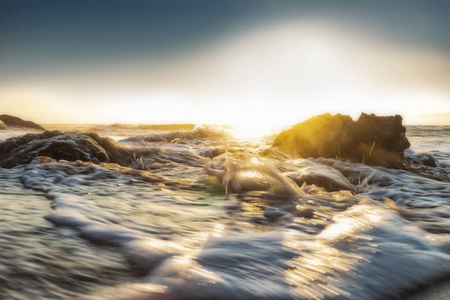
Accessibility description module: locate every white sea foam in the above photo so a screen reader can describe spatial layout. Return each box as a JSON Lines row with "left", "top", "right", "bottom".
{"left": 88, "top": 204, "right": 450, "bottom": 300}
{"left": 1, "top": 125, "right": 449, "bottom": 299}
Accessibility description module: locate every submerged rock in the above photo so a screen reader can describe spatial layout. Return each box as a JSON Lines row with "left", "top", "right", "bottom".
{"left": 286, "top": 165, "right": 354, "bottom": 192}
{"left": 405, "top": 153, "right": 440, "bottom": 168}
{"left": 273, "top": 113, "right": 410, "bottom": 168}
{"left": 205, "top": 155, "right": 303, "bottom": 196}
{"left": 0, "top": 114, "right": 45, "bottom": 131}
{"left": 0, "top": 131, "right": 131, "bottom": 168}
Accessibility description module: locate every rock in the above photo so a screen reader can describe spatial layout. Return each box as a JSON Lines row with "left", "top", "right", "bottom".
{"left": 273, "top": 113, "right": 410, "bottom": 168}
{"left": 405, "top": 153, "right": 440, "bottom": 167}
{"left": 264, "top": 207, "right": 287, "bottom": 221}
{"left": 0, "top": 131, "right": 131, "bottom": 168}
{"left": 205, "top": 155, "right": 303, "bottom": 195}
{"left": 0, "top": 114, "right": 45, "bottom": 131}
{"left": 286, "top": 165, "right": 354, "bottom": 192}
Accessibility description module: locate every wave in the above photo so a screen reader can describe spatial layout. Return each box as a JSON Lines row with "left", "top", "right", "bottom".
{"left": 121, "top": 124, "right": 231, "bottom": 144}
{"left": 82, "top": 203, "right": 450, "bottom": 300}
{"left": 0, "top": 130, "right": 222, "bottom": 171}
{"left": 17, "top": 155, "right": 450, "bottom": 299}
{"left": 0, "top": 131, "right": 130, "bottom": 168}
{"left": 1, "top": 124, "right": 449, "bottom": 299}
{"left": 88, "top": 123, "right": 197, "bottom": 132}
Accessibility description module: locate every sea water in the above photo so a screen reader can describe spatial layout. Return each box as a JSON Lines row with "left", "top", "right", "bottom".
{"left": 0, "top": 125, "right": 449, "bottom": 299}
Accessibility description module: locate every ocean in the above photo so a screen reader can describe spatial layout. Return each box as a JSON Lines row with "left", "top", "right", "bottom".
{"left": 0, "top": 124, "right": 449, "bottom": 299}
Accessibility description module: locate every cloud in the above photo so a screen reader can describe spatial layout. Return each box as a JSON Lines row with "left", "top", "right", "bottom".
{"left": 1, "top": 18, "right": 448, "bottom": 125}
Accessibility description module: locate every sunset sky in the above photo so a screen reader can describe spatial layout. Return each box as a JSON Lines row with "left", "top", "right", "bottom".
{"left": 1, "top": 0, "right": 449, "bottom": 132}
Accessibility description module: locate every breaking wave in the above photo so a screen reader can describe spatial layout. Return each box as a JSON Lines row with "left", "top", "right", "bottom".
{"left": 1, "top": 124, "right": 449, "bottom": 299}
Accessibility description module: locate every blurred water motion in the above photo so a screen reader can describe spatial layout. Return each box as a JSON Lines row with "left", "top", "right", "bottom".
{"left": 1, "top": 125, "right": 449, "bottom": 299}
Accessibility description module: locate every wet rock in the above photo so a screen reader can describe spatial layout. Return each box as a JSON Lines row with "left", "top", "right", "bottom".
{"left": 0, "top": 131, "right": 131, "bottom": 168}
{"left": 295, "top": 207, "right": 315, "bottom": 219}
{"left": 264, "top": 207, "right": 287, "bottom": 221}
{"left": 286, "top": 165, "right": 354, "bottom": 192}
{"left": 0, "top": 114, "right": 45, "bottom": 131}
{"left": 406, "top": 153, "right": 440, "bottom": 167}
{"left": 273, "top": 113, "right": 410, "bottom": 168}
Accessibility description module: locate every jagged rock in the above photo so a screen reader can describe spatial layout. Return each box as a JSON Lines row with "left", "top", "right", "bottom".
{"left": 0, "top": 131, "right": 131, "bottom": 168}
{"left": 0, "top": 115, "right": 45, "bottom": 131}
{"left": 273, "top": 113, "right": 410, "bottom": 168}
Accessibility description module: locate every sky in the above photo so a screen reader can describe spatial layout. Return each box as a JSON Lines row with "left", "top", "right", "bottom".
{"left": 0, "top": 0, "right": 449, "bottom": 134}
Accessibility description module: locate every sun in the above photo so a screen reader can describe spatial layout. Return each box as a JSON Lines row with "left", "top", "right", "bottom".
{"left": 229, "top": 115, "right": 289, "bottom": 139}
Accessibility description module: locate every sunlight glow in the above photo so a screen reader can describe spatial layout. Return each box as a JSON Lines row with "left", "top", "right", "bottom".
{"left": 1, "top": 20, "right": 448, "bottom": 126}
{"left": 131, "top": 283, "right": 167, "bottom": 293}
{"left": 238, "top": 170, "right": 265, "bottom": 180}
{"left": 318, "top": 222, "right": 354, "bottom": 239}
{"left": 283, "top": 230, "right": 354, "bottom": 299}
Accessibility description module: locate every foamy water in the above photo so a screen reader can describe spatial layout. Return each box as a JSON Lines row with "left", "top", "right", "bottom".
{"left": 1, "top": 125, "right": 449, "bottom": 299}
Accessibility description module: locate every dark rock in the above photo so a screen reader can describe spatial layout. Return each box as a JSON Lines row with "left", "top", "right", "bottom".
{"left": 286, "top": 165, "right": 354, "bottom": 192}
{"left": 405, "top": 153, "right": 440, "bottom": 167}
{"left": 295, "top": 207, "right": 315, "bottom": 219}
{"left": 0, "top": 131, "right": 131, "bottom": 168}
{"left": 0, "top": 115, "right": 45, "bottom": 131}
{"left": 264, "top": 207, "right": 287, "bottom": 221}
{"left": 273, "top": 113, "right": 410, "bottom": 168}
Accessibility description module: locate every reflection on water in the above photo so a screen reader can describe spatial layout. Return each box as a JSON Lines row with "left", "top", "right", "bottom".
{"left": 1, "top": 125, "right": 449, "bottom": 299}
{"left": 0, "top": 169, "right": 133, "bottom": 299}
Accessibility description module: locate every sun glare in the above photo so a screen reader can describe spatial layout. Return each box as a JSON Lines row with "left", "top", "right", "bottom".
{"left": 230, "top": 115, "right": 290, "bottom": 139}
{"left": 1, "top": 19, "right": 447, "bottom": 127}
{"left": 232, "top": 124, "right": 274, "bottom": 139}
